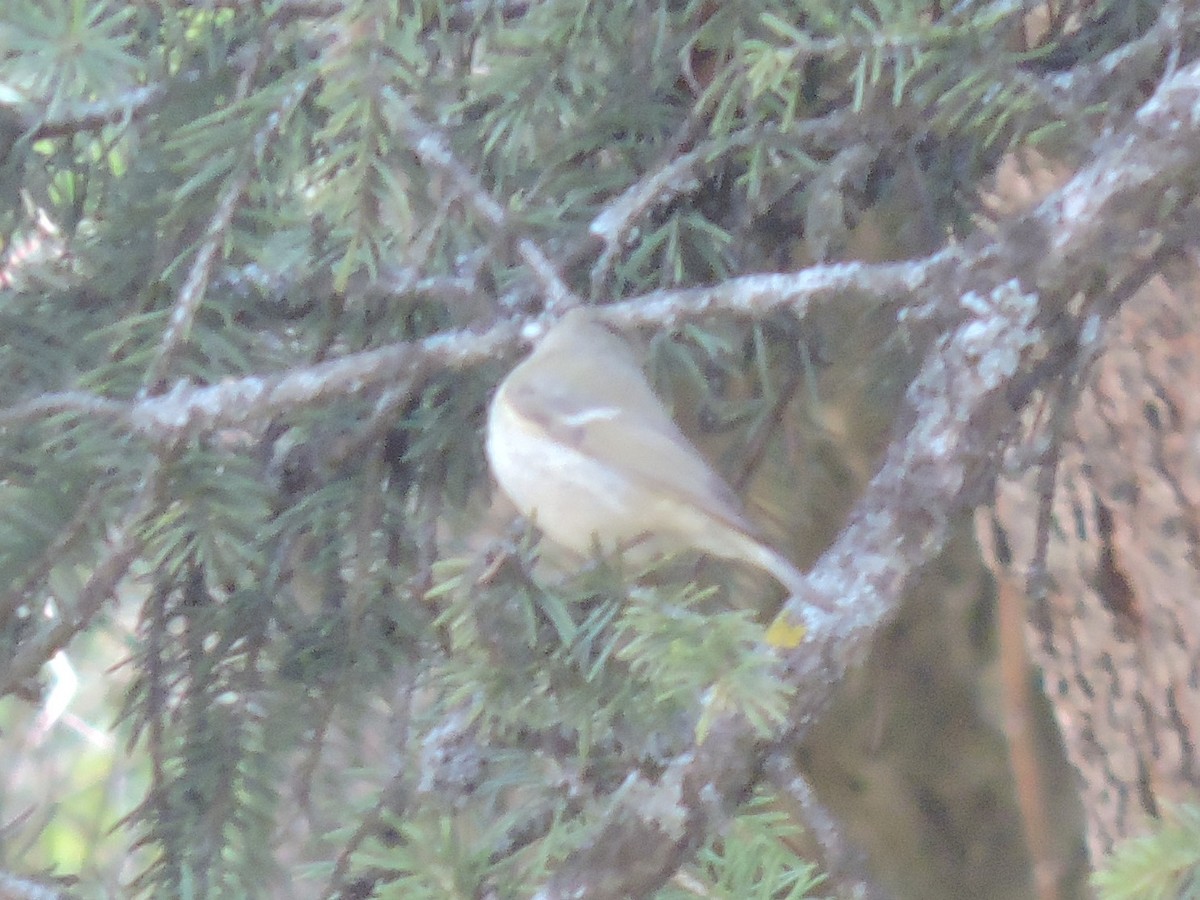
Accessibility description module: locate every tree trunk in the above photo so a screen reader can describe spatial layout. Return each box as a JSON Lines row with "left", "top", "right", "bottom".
{"left": 981, "top": 264, "right": 1200, "bottom": 863}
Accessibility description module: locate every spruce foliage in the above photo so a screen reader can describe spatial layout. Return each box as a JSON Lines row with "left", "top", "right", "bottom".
{"left": 0, "top": 0, "right": 1186, "bottom": 896}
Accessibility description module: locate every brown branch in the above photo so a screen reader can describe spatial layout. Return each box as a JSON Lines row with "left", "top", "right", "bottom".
{"left": 1040, "top": 0, "right": 1196, "bottom": 109}
{"left": 27, "top": 84, "right": 166, "bottom": 141}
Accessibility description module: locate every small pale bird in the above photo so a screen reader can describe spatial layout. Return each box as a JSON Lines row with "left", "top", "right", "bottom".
{"left": 485, "top": 307, "right": 806, "bottom": 596}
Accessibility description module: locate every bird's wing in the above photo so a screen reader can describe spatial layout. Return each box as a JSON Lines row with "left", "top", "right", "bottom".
{"left": 506, "top": 370, "right": 759, "bottom": 538}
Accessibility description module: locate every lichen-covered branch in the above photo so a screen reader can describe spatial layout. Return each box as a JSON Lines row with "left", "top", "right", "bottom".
{"left": 532, "top": 57, "right": 1200, "bottom": 900}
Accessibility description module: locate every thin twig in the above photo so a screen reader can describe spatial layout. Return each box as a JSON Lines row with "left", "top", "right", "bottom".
{"left": 29, "top": 84, "right": 166, "bottom": 140}
{"left": 0, "top": 484, "right": 107, "bottom": 631}
{"left": 382, "top": 89, "right": 578, "bottom": 313}
{"left": 764, "top": 751, "right": 892, "bottom": 899}
{"left": 0, "top": 459, "right": 166, "bottom": 697}
{"left": 141, "top": 57, "right": 312, "bottom": 393}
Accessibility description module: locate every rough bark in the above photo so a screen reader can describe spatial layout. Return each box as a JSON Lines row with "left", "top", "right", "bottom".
{"left": 981, "top": 265, "right": 1200, "bottom": 862}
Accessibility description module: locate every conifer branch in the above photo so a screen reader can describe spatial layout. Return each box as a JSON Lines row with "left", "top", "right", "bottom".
{"left": 383, "top": 90, "right": 578, "bottom": 314}
{"left": 0, "top": 459, "right": 167, "bottom": 697}
{"left": 141, "top": 57, "right": 313, "bottom": 393}
{"left": 533, "top": 57, "right": 1200, "bottom": 898}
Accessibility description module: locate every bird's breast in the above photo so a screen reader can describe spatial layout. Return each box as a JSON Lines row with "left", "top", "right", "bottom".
{"left": 487, "top": 390, "right": 642, "bottom": 554}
